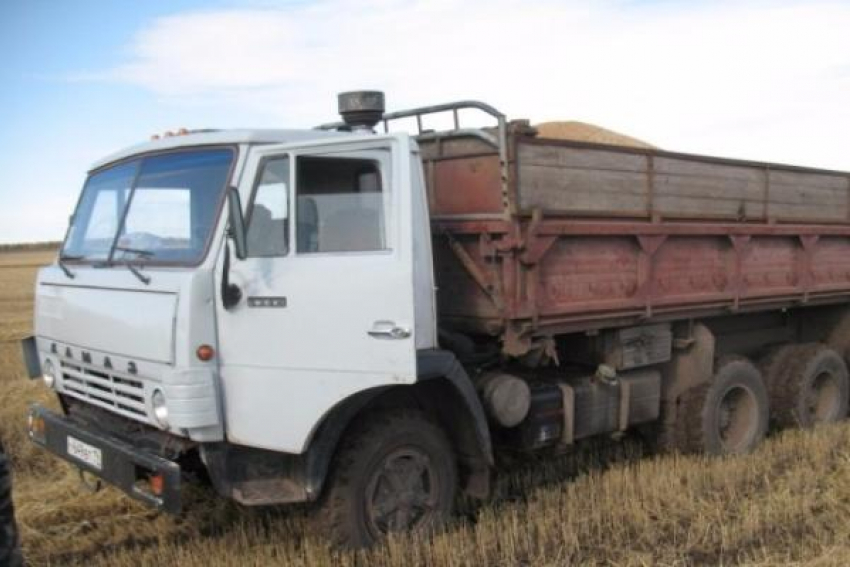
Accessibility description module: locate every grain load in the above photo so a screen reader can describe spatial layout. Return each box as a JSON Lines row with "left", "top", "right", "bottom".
{"left": 534, "top": 120, "right": 655, "bottom": 149}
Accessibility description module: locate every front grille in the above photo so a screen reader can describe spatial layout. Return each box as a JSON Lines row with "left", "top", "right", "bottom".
{"left": 60, "top": 361, "right": 149, "bottom": 423}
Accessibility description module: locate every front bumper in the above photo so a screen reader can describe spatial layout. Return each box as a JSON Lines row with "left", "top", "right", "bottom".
{"left": 28, "top": 404, "right": 181, "bottom": 513}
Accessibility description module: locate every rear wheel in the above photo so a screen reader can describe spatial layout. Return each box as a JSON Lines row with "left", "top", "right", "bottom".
{"left": 314, "top": 409, "right": 457, "bottom": 548}
{"left": 769, "top": 344, "right": 849, "bottom": 428}
{"left": 678, "top": 357, "right": 769, "bottom": 455}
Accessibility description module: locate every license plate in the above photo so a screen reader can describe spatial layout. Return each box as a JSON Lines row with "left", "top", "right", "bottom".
{"left": 67, "top": 436, "right": 103, "bottom": 470}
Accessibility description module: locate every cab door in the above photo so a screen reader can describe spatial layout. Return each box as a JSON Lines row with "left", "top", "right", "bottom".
{"left": 216, "top": 135, "right": 419, "bottom": 453}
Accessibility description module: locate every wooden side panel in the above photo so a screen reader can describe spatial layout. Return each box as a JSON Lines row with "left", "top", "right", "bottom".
{"left": 767, "top": 170, "right": 849, "bottom": 222}
{"left": 517, "top": 143, "right": 647, "bottom": 172}
{"left": 515, "top": 139, "right": 850, "bottom": 224}
{"left": 653, "top": 157, "right": 765, "bottom": 219}
{"left": 517, "top": 144, "right": 648, "bottom": 215}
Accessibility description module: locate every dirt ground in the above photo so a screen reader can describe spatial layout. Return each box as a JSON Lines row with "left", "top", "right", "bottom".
{"left": 3, "top": 246, "right": 850, "bottom": 566}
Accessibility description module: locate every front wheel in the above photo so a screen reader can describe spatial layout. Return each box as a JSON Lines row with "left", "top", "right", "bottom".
{"left": 314, "top": 409, "right": 457, "bottom": 548}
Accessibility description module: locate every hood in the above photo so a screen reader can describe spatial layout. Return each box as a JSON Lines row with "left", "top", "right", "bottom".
{"left": 36, "top": 266, "right": 180, "bottom": 364}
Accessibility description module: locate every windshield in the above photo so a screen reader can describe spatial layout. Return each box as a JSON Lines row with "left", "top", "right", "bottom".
{"left": 62, "top": 148, "right": 234, "bottom": 265}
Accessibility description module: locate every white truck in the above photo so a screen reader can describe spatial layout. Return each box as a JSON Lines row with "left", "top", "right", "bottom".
{"left": 24, "top": 92, "right": 850, "bottom": 547}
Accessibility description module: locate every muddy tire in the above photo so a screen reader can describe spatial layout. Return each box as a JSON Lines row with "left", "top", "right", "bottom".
{"left": 0, "top": 443, "right": 23, "bottom": 567}
{"left": 758, "top": 344, "right": 798, "bottom": 389}
{"left": 768, "top": 344, "right": 849, "bottom": 428}
{"left": 313, "top": 409, "right": 457, "bottom": 549}
{"left": 676, "top": 357, "right": 769, "bottom": 455}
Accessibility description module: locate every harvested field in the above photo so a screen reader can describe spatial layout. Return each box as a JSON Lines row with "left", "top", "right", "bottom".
{"left": 3, "top": 246, "right": 850, "bottom": 566}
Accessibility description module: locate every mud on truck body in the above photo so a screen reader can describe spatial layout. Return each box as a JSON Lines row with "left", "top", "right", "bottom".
{"left": 23, "top": 91, "right": 850, "bottom": 547}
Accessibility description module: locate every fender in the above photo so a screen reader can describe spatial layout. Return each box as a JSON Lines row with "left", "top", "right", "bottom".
{"left": 203, "top": 349, "right": 493, "bottom": 504}
{"left": 201, "top": 385, "right": 390, "bottom": 505}
{"left": 302, "top": 349, "right": 492, "bottom": 500}
{"left": 414, "top": 349, "right": 493, "bottom": 465}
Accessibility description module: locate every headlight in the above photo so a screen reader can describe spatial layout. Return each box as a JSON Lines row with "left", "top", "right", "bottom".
{"left": 151, "top": 390, "right": 169, "bottom": 428}
{"left": 42, "top": 359, "right": 56, "bottom": 389}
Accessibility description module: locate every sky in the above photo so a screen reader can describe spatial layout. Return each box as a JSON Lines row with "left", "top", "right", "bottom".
{"left": 2, "top": 0, "right": 850, "bottom": 244}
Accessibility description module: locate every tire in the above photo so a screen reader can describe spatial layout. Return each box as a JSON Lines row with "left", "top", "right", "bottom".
{"left": 677, "top": 357, "right": 769, "bottom": 456}
{"left": 313, "top": 409, "right": 458, "bottom": 549}
{"left": 758, "top": 344, "right": 798, "bottom": 390}
{"left": 768, "top": 344, "right": 849, "bottom": 428}
{"left": 0, "top": 443, "right": 24, "bottom": 567}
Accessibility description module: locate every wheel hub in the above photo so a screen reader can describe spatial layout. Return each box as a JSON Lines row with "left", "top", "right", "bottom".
{"left": 717, "top": 385, "right": 758, "bottom": 453}
{"left": 365, "top": 447, "right": 437, "bottom": 536}
{"left": 807, "top": 371, "right": 841, "bottom": 423}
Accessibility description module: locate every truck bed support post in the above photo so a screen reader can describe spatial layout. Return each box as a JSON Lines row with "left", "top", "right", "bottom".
{"left": 618, "top": 380, "right": 632, "bottom": 432}
{"left": 558, "top": 384, "right": 575, "bottom": 445}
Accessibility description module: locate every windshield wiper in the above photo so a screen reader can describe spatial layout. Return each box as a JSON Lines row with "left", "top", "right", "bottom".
{"left": 113, "top": 246, "right": 153, "bottom": 285}
{"left": 125, "top": 262, "right": 151, "bottom": 285}
{"left": 114, "top": 245, "right": 155, "bottom": 258}
{"left": 57, "top": 254, "right": 83, "bottom": 279}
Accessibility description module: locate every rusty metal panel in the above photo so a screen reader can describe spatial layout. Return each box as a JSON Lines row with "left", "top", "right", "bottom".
{"left": 432, "top": 235, "right": 501, "bottom": 333}
{"left": 429, "top": 156, "right": 503, "bottom": 216}
{"left": 651, "top": 236, "right": 732, "bottom": 300}
{"left": 536, "top": 236, "right": 640, "bottom": 310}
{"left": 419, "top": 137, "right": 496, "bottom": 160}
{"left": 811, "top": 236, "right": 850, "bottom": 290}
{"left": 434, "top": 217, "right": 850, "bottom": 353}
{"left": 740, "top": 236, "right": 799, "bottom": 294}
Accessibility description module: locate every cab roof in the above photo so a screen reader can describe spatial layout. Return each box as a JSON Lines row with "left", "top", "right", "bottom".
{"left": 89, "top": 128, "right": 351, "bottom": 171}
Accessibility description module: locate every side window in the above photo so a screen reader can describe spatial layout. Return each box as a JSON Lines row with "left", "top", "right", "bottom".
{"left": 247, "top": 157, "right": 290, "bottom": 257}
{"left": 296, "top": 156, "right": 388, "bottom": 253}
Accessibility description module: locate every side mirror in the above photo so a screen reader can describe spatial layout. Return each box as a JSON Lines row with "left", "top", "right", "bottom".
{"left": 226, "top": 186, "right": 248, "bottom": 260}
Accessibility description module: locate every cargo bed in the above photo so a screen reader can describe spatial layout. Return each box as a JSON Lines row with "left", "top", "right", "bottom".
{"left": 414, "top": 117, "right": 850, "bottom": 355}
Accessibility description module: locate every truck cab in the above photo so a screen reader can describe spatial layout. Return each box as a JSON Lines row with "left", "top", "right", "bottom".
{"left": 26, "top": 92, "right": 490, "bottom": 547}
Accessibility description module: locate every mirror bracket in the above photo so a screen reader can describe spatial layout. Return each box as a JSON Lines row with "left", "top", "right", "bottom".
{"left": 221, "top": 241, "right": 242, "bottom": 310}
{"left": 222, "top": 186, "right": 247, "bottom": 310}
{"left": 226, "top": 186, "right": 248, "bottom": 260}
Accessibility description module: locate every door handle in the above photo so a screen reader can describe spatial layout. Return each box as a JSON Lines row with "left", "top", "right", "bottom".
{"left": 368, "top": 321, "right": 411, "bottom": 340}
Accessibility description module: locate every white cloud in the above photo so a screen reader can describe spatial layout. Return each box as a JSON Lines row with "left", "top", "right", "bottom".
{"left": 103, "top": 0, "right": 850, "bottom": 169}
